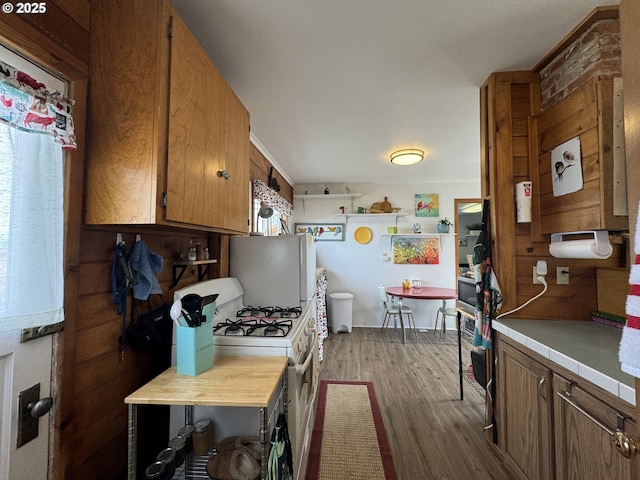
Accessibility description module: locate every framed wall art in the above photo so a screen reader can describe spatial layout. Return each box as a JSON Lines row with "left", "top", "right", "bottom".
{"left": 392, "top": 236, "right": 440, "bottom": 264}
{"left": 551, "top": 136, "right": 583, "bottom": 197}
{"left": 415, "top": 193, "right": 439, "bottom": 217}
{"left": 295, "top": 223, "right": 345, "bottom": 241}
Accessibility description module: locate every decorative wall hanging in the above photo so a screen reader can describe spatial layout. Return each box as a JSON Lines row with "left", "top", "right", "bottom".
{"left": 392, "top": 236, "right": 440, "bottom": 264}
{"left": 414, "top": 193, "right": 439, "bottom": 217}
{"left": 295, "top": 223, "right": 345, "bottom": 241}
{"left": 551, "top": 136, "right": 583, "bottom": 197}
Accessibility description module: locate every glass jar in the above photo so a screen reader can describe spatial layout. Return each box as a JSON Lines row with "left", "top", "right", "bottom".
{"left": 156, "top": 447, "right": 176, "bottom": 479}
{"left": 178, "top": 424, "right": 194, "bottom": 454}
{"left": 144, "top": 461, "right": 165, "bottom": 480}
{"left": 187, "top": 246, "right": 197, "bottom": 261}
{"left": 168, "top": 435, "right": 186, "bottom": 468}
{"left": 192, "top": 418, "right": 212, "bottom": 456}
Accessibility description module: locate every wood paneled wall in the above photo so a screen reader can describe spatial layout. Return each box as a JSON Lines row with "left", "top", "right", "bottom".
{"left": 73, "top": 226, "right": 216, "bottom": 478}
{"left": 484, "top": 7, "right": 629, "bottom": 321}
{"left": 250, "top": 142, "right": 294, "bottom": 204}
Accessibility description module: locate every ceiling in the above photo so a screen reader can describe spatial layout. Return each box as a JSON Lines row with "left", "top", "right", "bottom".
{"left": 171, "top": 0, "right": 613, "bottom": 188}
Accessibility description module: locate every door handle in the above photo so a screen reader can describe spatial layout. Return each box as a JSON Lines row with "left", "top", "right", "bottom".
{"left": 557, "top": 390, "right": 638, "bottom": 459}
{"left": 538, "top": 376, "right": 547, "bottom": 402}
{"left": 28, "top": 397, "right": 53, "bottom": 418}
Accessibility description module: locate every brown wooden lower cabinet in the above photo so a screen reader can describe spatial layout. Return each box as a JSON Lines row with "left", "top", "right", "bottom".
{"left": 553, "top": 372, "right": 640, "bottom": 480}
{"left": 496, "top": 333, "right": 640, "bottom": 480}
{"left": 497, "top": 337, "right": 554, "bottom": 480}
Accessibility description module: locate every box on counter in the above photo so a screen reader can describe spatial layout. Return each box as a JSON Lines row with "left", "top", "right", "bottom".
{"left": 176, "top": 320, "right": 214, "bottom": 376}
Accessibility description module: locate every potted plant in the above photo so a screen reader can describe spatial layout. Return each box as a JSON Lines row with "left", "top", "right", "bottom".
{"left": 437, "top": 217, "right": 452, "bottom": 233}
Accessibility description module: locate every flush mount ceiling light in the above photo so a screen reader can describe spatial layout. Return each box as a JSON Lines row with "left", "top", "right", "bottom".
{"left": 390, "top": 149, "right": 424, "bottom": 166}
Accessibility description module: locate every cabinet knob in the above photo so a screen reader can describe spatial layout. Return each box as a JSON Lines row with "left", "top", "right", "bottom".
{"left": 217, "top": 169, "right": 230, "bottom": 180}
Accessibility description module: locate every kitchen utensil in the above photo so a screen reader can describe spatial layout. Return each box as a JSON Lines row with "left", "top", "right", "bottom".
{"left": 170, "top": 295, "right": 184, "bottom": 327}
{"left": 201, "top": 293, "right": 219, "bottom": 323}
{"left": 182, "top": 293, "right": 205, "bottom": 327}
{"left": 369, "top": 196, "right": 393, "bottom": 213}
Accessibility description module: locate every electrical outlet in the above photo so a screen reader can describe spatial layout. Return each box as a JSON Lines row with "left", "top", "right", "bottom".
{"left": 533, "top": 266, "right": 543, "bottom": 284}
{"left": 557, "top": 266, "right": 569, "bottom": 285}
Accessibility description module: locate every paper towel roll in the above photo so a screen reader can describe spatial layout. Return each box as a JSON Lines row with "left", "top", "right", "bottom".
{"left": 549, "top": 239, "right": 613, "bottom": 259}
{"left": 515, "top": 181, "right": 532, "bottom": 223}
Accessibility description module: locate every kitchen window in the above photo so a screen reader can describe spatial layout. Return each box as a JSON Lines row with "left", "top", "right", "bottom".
{"left": 251, "top": 179, "right": 293, "bottom": 236}
{"left": 0, "top": 47, "right": 75, "bottom": 332}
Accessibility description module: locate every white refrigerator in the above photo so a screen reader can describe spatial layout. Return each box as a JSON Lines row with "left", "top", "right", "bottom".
{"left": 230, "top": 234, "right": 317, "bottom": 307}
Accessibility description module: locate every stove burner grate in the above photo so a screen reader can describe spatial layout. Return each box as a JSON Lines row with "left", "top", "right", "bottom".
{"left": 248, "top": 319, "right": 293, "bottom": 337}
{"left": 236, "top": 306, "right": 302, "bottom": 319}
{"left": 213, "top": 318, "right": 293, "bottom": 337}
{"left": 213, "top": 319, "right": 258, "bottom": 336}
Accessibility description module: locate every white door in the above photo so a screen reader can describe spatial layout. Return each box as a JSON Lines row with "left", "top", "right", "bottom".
{"left": 0, "top": 45, "right": 66, "bottom": 480}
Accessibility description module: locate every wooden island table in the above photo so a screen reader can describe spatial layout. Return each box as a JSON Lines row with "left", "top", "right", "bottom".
{"left": 125, "top": 355, "right": 288, "bottom": 480}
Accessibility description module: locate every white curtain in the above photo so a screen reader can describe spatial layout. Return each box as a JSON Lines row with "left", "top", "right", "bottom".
{"left": 0, "top": 122, "right": 64, "bottom": 332}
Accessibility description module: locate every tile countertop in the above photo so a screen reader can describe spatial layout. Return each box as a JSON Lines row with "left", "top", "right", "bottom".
{"left": 493, "top": 319, "right": 636, "bottom": 406}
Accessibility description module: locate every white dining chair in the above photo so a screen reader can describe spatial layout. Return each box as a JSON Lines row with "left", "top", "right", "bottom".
{"left": 377, "top": 285, "right": 416, "bottom": 338}
{"left": 434, "top": 301, "right": 458, "bottom": 339}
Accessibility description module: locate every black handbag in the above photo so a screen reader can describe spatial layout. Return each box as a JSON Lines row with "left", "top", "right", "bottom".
{"left": 126, "top": 296, "right": 172, "bottom": 350}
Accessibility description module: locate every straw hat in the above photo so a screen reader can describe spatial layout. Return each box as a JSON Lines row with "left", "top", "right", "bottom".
{"left": 207, "top": 436, "right": 260, "bottom": 480}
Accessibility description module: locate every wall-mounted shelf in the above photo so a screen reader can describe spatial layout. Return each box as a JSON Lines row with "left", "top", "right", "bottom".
{"left": 172, "top": 259, "right": 218, "bottom": 287}
{"left": 293, "top": 193, "right": 363, "bottom": 213}
{"left": 337, "top": 212, "right": 408, "bottom": 227}
{"left": 380, "top": 233, "right": 456, "bottom": 237}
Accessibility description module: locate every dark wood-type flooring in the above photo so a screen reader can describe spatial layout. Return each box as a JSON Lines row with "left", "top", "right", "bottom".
{"left": 317, "top": 326, "right": 513, "bottom": 480}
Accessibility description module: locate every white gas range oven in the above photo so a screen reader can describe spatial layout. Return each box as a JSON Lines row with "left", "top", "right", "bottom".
{"left": 170, "top": 277, "right": 319, "bottom": 480}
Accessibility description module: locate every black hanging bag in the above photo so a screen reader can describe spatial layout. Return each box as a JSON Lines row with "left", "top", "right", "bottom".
{"left": 126, "top": 296, "right": 173, "bottom": 350}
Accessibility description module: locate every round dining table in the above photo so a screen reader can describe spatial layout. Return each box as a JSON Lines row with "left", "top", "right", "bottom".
{"left": 385, "top": 286, "right": 457, "bottom": 344}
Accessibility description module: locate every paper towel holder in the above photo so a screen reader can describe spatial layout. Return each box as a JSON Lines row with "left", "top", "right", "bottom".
{"left": 549, "top": 230, "right": 612, "bottom": 258}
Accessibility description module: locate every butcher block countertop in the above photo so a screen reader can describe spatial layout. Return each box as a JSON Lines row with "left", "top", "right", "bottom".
{"left": 125, "top": 355, "right": 288, "bottom": 407}
{"left": 494, "top": 319, "right": 635, "bottom": 406}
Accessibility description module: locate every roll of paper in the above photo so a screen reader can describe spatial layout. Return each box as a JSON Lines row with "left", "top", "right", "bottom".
{"left": 515, "top": 181, "right": 532, "bottom": 223}
{"left": 548, "top": 239, "right": 613, "bottom": 259}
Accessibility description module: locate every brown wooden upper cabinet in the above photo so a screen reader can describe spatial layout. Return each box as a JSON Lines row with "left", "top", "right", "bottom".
{"left": 536, "top": 77, "right": 628, "bottom": 234}
{"left": 85, "top": 0, "right": 250, "bottom": 234}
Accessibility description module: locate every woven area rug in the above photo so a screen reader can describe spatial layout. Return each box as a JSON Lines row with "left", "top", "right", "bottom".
{"left": 306, "top": 380, "right": 397, "bottom": 480}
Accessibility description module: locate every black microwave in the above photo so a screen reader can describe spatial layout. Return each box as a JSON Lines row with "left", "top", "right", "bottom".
{"left": 457, "top": 276, "right": 476, "bottom": 315}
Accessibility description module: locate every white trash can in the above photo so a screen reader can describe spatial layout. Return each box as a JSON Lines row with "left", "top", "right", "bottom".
{"left": 329, "top": 292, "right": 353, "bottom": 333}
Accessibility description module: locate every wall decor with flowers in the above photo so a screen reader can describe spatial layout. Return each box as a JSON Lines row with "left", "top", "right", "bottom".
{"left": 392, "top": 236, "right": 440, "bottom": 264}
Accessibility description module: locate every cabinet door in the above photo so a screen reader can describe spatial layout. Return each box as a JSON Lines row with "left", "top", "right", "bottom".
{"left": 498, "top": 340, "right": 554, "bottom": 480}
{"left": 221, "top": 84, "right": 250, "bottom": 233}
{"left": 166, "top": 12, "right": 249, "bottom": 232}
{"left": 166, "top": 12, "right": 208, "bottom": 226}
{"left": 86, "top": 0, "right": 170, "bottom": 225}
{"left": 554, "top": 373, "right": 640, "bottom": 480}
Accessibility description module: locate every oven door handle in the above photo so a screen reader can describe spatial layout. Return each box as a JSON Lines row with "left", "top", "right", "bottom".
{"left": 295, "top": 335, "right": 317, "bottom": 375}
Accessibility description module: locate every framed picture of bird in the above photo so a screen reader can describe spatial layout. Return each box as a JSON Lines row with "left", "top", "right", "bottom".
{"left": 415, "top": 193, "right": 439, "bottom": 217}
{"left": 551, "top": 136, "right": 583, "bottom": 197}
{"left": 295, "top": 223, "right": 345, "bottom": 241}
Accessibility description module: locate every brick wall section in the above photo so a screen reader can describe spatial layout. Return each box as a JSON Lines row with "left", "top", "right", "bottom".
{"left": 540, "top": 18, "right": 621, "bottom": 110}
